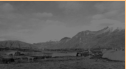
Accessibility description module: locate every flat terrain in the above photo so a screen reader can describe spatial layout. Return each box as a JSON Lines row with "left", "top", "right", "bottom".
{"left": 0, "top": 57, "right": 124, "bottom": 69}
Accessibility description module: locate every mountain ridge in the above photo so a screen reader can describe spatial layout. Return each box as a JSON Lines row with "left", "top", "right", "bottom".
{"left": 0, "top": 26, "right": 125, "bottom": 50}
{"left": 34, "top": 26, "right": 125, "bottom": 49}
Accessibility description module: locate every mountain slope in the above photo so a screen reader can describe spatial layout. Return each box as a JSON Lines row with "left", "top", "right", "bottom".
{"left": 64, "top": 26, "right": 125, "bottom": 49}
{"left": 34, "top": 26, "right": 125, "bottom": 49}
{"left": 0, "top": 40, "right": 39, "bottom": 50}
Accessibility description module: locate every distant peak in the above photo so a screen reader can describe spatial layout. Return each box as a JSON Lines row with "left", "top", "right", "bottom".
{"left": 108, "top": 25, "right": 125, "bottom": 31}
{"left": 60, "top": 37, "right": 71, "bottom": 41}
{"left": 79, "top": 30, "right": 91, "bottom": 35}
{"left": 98, "top": 24, "right": 124, "bottom": 33}
{"left": 107, "top": 23, "right": 125, "bottom": 31}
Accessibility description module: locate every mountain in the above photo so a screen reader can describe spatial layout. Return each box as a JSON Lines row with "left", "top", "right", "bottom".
{"left": 33, "top": 41, "right": 60, "bottom": 49}
{"left": 60, "top": 37, "right": 71, "bottom": 42}
{"left": 34, "top": 26, "right": 125, "bottom": 49}
{"left": 0, "top": 26, "right": 124, "bottom": 50}
{"left": 0, "top": 40, "right": 39, "bottom": 50}
{"left": 64, "top": 26, "right": 125, "bottom": 49}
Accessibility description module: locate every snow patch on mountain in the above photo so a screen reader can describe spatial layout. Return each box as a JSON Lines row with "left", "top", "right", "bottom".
{"left": 108, "top": 23, "right": 125, "bottom": 31}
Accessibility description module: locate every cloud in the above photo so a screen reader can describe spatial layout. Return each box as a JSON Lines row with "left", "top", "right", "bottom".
{"left": 91, "top": 19, "right": 124, "bottom": 26}
{"left": 94, "top": 1, "right": 125, "bottom": 22}
{"left": 0, "top": 12, "right": 53, "bottom": 33}
{"left": 89, "top": 1, "right": 125, "bottom": 30}
{"left": 57, "top": 1, "right": 82, "bottom": 14}
{"left": 104, "top": 10, "right": 119, "bottom": 16}
{"left": 0, "top": 3, "right": 14, "bottom": 12}
{"left": 0, "top": 13, "right": 24, "bottom": 20}
{"left": 33, "top": 12, "right": 53, "bottom": 17}
{"left": 94, "top": 1, "right": 124, "bottom": 12}
{"left": 92, "top": 14, "right": 104, "bottom": 19}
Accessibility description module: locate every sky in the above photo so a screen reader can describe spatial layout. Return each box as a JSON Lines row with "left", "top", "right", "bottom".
{"left": 0, "top": 1, "right": 125, "bottom": 43}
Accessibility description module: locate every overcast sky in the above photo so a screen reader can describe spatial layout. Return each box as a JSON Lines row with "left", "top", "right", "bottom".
{"left": 0, "top": 1, "right": 125, "bottom": 43}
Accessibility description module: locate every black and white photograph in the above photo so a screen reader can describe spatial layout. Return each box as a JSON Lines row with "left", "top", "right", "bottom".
{"left": 0, "top": 1, "right": 125, "bottom": 69}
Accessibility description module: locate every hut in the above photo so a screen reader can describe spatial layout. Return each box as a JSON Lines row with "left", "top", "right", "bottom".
{"left": 76, "top": 50, "right": 92, "bottom": 57}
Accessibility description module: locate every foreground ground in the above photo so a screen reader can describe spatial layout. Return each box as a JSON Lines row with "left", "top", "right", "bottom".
{"left": 0, "top": 57, "right": 125, "bottom": 69}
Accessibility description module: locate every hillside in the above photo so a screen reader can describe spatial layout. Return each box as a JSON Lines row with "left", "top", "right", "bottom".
{"left": 64, "top": 27, "right": 125, "bottom": 49}
{"left": 34, "top": 26, "right": 125, "bottom": 49}
{"left": 0, "top": 40, "right": 39, "bottom": 51}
